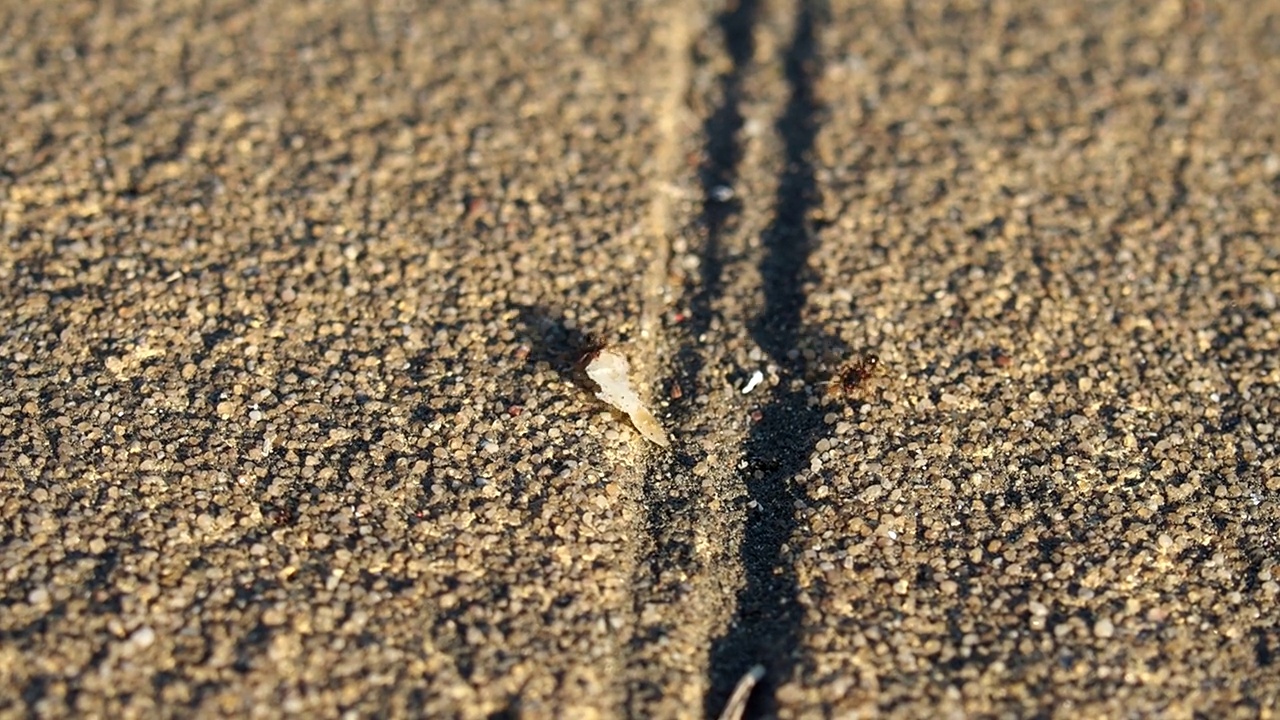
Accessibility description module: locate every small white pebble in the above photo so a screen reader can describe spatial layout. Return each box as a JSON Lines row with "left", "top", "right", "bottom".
{"left": 742, "top": 370, "right": 764, "bottom": 394}
{"left": 1094, "top": 618, "right": 1115, "bottom": 639}
{"left": 130, "top": 626, "right": 156, "bottom": 649}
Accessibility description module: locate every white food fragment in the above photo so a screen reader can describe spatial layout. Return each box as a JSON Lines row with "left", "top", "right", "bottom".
{"left": 584, "top": 349, "right": 670, "bottom": 447}
{"left": 710, "top": 184, "right": 735, "bottom": 202}
{"left": 742, "top": 369, "right": 764, "bottom": 394}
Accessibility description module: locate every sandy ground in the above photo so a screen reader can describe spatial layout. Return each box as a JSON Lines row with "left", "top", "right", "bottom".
{"left": 2, "top": 0, "right": 1278, "bottom": 718}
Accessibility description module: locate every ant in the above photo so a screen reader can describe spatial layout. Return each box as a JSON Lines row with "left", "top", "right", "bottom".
{"left": 826, "top": 352, "right": 882, "bottom": 400}
{"left": 573, "top": 334, "right": 609, "bottom": 369}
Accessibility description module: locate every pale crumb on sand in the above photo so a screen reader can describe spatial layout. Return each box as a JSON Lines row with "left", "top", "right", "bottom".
{"left": 584, "top": 348, "right": 670, "bottom": 447}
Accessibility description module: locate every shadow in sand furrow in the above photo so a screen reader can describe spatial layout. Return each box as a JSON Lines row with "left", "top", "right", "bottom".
{"left": 674, "top": 0, "right": 761, "bottom": 417}
{"left": 705, "top": 1, "right": 832, "bottom": 717}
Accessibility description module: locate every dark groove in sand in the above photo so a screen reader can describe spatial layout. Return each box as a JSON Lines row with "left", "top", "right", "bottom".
{"left": 705, "top": 1, "right": 830, "bottom": 717}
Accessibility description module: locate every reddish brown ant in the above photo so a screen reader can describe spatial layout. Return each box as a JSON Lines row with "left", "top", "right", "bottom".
{"left": 826, "top": 352, "right": 882, "bottom": 400}
{"left": 574, "top": 334, "right": 609, "bottom": 369}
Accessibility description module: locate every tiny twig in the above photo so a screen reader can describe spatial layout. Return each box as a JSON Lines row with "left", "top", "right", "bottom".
{"left": 717, "top": 665, "right": 766, "bottom": 720}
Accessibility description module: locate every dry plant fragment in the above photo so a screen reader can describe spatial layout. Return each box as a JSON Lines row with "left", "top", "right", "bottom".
{"left": 584, "top": 348, "right": 670, "bottom": 447}
{"left": 717, "top": 664, "right": 765, "bottom": 720}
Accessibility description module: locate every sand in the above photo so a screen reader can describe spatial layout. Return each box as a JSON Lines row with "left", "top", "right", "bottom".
{"left": 1, "top": 0, "right": 1277, "bottom": 718}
